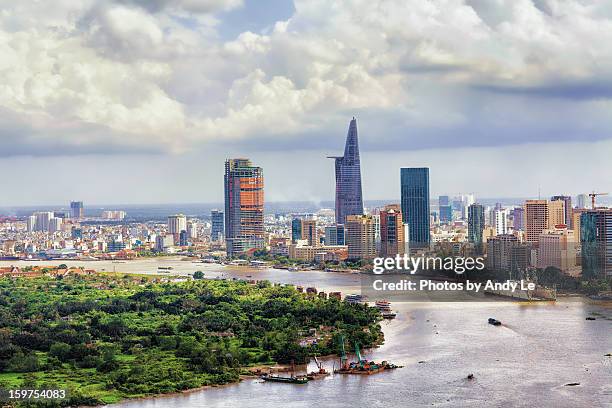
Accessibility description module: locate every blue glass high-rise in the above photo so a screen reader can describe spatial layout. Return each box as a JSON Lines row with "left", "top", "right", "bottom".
{"left": 329, "top": 118, "right": 364, "bottom": 224}
{"left": 401, "top": 168, "right": 430, "bottom": 249}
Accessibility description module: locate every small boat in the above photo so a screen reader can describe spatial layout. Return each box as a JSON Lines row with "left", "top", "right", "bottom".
{"left": 261, "top": 374, "right": 309, "bottom": 384}
{"left": 382, "top": 311, "right": 397, "bottom": 319}
{"left": 488, "top": 318, "right": 502, "bottom": 326}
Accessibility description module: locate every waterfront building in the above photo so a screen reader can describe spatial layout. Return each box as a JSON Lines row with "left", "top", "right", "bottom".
{"left": 288, "top": 243, "right": 348, "bottom": 262}
{"left": 379, "top": 204, "right": 405, "bottom": 257}
{"left": 70, "top": 201, "right": 84, "bottom": 219}
{"left": 211, "top": 210, "right": 224, "bottom": 242}
{"left": 467, "top": 204, "right": 485, "bottom": 253}
{"left": 400, "top": 167, "right": 430, "bottom": 249}
{"left": 551, "top": 195, "right": 573, "bottom": 228}
{"left": 329, "top": 117, "right": 364, "bottom": 224}
{"left": 224, "top": 158, "right": 265, "bottom": 256}
{"left": 345, "top": 214, "right": 377, "bottom": 260}
{"left": 537, "top": 226, "right": 576, "bottom": 273}
{"left": 155, "top": 234, "right": 174, "bottom": 252}
{"left": 581, "top": 208, "right": 612, "bottom": 278}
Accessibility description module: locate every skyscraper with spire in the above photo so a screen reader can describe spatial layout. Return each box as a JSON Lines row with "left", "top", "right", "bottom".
{"left": 329, "top": 117, "right": 364, "bottom": 224}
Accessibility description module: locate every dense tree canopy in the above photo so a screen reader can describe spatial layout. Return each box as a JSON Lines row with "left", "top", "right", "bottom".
{"left": 0, "top": 275, "right": 382, "bottom": 406}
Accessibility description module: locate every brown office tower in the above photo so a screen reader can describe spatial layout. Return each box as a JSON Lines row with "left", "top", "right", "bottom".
{"left": 224, "top": 158, "right": 265, "bottom": 257}
{"left": 524, "top": 199, "right": 565, "bottom": 245}
{"left": 380, "top": 204, "right": 405, "bottom": 257}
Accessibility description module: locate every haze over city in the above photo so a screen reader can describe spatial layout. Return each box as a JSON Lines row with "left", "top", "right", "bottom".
{"left": 2, "top": 0, "right": 612, "bottom": 205}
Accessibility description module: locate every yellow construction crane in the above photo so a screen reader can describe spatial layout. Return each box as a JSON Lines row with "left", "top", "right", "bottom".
{"left": 589, "top": 192, "right": 608, "bottom": 209}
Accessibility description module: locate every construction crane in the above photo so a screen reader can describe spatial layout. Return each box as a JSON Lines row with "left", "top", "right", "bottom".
{"left": 589, "top": 192, "right": 608, "bottom": 209}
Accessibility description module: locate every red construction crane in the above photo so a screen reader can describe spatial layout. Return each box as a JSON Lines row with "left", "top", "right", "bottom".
{"left": 589, "top": 192, "right": 608, "bottom": 209}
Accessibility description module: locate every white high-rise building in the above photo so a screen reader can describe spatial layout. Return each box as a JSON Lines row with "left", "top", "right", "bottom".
{"left": 168, "top": 214, "right": 187, "bottom": 235}
{"left": 27, "top": 215, "right": 36, "bottom": 232}
{"left": 34, "top": 212, "right": 53, "bottom": 232}
{"left": 187, "top": 221, "right": 198, "bottom": 239}
{"left": 49, "top": 217, "right": 63, "bottom": 233}
{"left": 493, "top": 208, "right": 509, "bottom": 235}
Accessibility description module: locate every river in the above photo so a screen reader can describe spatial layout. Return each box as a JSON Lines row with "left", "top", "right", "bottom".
{"left": 2, "top": 258, "right": 610, "bottom": 407}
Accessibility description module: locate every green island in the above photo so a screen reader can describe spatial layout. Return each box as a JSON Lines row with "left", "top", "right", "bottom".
{"left": 0, "top": 275, "right": 382, "bottom": 406}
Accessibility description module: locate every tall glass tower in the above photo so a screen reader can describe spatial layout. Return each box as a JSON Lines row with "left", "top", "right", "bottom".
{"left": 467, "top": 203, "right": 485, "bottom": 253}
{"left": 224, "top": 158, "right": 264, "bottom": 257}
{"left": 400, "top": 168, "right": 430, "bottom": 249}
{"left": 329, "top": 117, "right": 364, "bottom": 224}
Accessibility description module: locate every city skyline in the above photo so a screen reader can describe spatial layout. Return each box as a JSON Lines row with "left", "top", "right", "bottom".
{"left": 2, "top": 1, "right": 612, "bottom": 205}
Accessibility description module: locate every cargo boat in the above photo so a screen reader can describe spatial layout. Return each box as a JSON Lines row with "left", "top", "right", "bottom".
{"left": 261, "top": 374, "right": 309, "bottom": 384}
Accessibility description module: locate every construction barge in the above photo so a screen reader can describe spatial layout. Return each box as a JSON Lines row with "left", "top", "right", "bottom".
{"left": 334, "top": 335, "right": 402, "bottom": 375}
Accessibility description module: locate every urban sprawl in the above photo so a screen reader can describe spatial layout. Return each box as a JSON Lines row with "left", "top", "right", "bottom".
{"left": 1, "top": 118, "right": 610, "bottom": 283}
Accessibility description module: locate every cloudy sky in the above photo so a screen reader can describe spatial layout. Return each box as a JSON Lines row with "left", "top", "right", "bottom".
{"left": 1, "top": 0, "right": 612, "bottom": 206}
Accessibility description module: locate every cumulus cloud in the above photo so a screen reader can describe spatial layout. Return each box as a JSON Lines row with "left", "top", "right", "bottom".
{"left": 1, "top": 0, "right": 612, "bottom": 157}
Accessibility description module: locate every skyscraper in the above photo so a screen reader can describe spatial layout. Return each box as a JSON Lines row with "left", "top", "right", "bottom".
{"left": 525, "top": 200, "right": 548, "bottom": 244}
{"left": 525, "top": 200, "right": 565, "bottom": 245}
{"left": 211, "top": 210, "right": 224, "bottom": 242}
{"left": 329, "top": 117, "right": 363, "bottom": 224}
{"left": 439, "top": 195, "right": 453, "bottom": 224}
{"left": 380, "top": 204, "right": 405, "bottom": 257}
{"left": 291, "top": 218, "right": 302, "bottom": 243}
{"left": 345, "top": 215, "right": 376, "bottom": 260}
{"left": 492, "top": 208, "right": 509, "bottom": 235}
{"left": 576, "top": 194, "right": 588, "bottom": 209}
{"left": 224, "top": 158, "right": 265, "bottom": 256}
{"left": 581, "top": 208, "right": 612, "bottom": 278}
{"left": 551, "top": 195, "right": 573, "bottom": 228}
{"left": 70, "top": 201, "right": 84, "bottom": 219}
{"left": 167, "top": 214, "right": 187, "bottom": 236}
{"left": 467, "top": 203, "right": 485, "bottom": 253}
{"left": 400, "top": 168, "right": 430, "bottom": 249}
{"left": 34, "top": 211, "right": 53, "bottom": 232}
{"left": 302, "top": 219, "right": 318, "bottom": 247}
